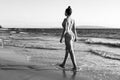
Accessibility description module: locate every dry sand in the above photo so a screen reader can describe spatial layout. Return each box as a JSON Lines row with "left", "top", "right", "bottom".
{"left": 0, "top": 35, "right": 120, "bottom": 80}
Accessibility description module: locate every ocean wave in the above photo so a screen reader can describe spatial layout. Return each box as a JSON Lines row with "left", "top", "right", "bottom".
{"left": 84, "top": 38, "right": 120, "bottom": 47}
{"left": 3, "top": 40, "right": 61, "bottom": 50}
{"left": 90, "top": 49, "right": 120, "bottom": 60}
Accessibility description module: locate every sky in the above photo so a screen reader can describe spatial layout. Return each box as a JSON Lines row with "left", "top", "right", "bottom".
{"left": 0, "top": 0, "right": 120, "bottom": 28}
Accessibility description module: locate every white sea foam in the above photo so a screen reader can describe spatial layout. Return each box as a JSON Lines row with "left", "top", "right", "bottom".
{"left": 90, "top": 49, "right": 120, "bottom": 60}
{"left": 84, "top": 38, "right": 120, "bottom": 47}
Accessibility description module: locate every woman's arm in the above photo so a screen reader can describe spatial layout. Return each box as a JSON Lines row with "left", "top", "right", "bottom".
{"left": 60, "top": 27, "right": 65, "bottom": 43}
{"left": 72, "top": 20, "right": 77, "bottom": 41}
{"left": 60, "top": 19, "right": 65, "bottom": 43}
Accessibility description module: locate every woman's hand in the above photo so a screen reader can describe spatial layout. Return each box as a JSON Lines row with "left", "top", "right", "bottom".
{"left": 60, "top": 38, "right": 63, "bottom": 43}
{"left": 74, "top": 38, "right": 77, "bottom": 42}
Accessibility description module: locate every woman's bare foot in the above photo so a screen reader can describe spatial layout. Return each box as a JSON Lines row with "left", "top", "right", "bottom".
{"left": 58, "top": 64, "right": 65, "bottom": 68}
{"left": 72, "top": 67, "right": 76, "bottom": 70}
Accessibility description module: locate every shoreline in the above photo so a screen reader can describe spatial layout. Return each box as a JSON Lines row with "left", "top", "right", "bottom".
{"left": 0, "top": 36, "right": 120, "bottom": 79}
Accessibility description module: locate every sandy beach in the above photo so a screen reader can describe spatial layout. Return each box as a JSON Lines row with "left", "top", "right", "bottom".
{"left": 1, "top": 0, "right": 120, "bottom": 79}
{"left": 0, "top": 31, "right": 120, "bottom": 80}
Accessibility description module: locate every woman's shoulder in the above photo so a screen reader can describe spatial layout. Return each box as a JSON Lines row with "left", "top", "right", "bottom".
{"left": 71, "top": 18, "right": 75, "bottom": 22}
{"left": 62, "top": 18, "right": 66, "bottom": 28}
{"left": 63, "top": 18, "right": 67, "bottom": 21}
{"left": 70, "top": 18, "right": 75, "bottom": 24}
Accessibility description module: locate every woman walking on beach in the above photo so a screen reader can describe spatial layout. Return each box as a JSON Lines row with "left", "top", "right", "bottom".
{"left": 59, "top": 6, "right": 77, "bottom": 70}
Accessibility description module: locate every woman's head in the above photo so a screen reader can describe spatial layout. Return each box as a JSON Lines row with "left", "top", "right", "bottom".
{"left": 65, "top": 6, "right": 72, "bottom": 16}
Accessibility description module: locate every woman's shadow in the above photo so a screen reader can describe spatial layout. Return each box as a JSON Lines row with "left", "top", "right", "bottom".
{"left": 62, "top": 70, "right": 77, "bottom": 80}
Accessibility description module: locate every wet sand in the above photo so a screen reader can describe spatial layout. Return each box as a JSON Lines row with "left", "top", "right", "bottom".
{"left": 0, "top": 48, "right": 95, "bottom": 80}
{"left": 0, "top": 34, "right": 120, "bottom": 80}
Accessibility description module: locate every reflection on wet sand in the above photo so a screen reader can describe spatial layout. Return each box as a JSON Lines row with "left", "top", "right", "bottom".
{"left": 62, "top": 70, "right": 77, "bottom": 80}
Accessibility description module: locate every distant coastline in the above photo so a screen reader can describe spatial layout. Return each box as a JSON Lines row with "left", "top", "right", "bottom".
{"left": 0, "top": 25, "right": 119, "bottom": 29}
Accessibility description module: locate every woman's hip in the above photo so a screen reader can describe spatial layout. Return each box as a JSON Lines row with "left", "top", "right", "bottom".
{"left": 64, "top": 32, "right": 74, "bottom": 40}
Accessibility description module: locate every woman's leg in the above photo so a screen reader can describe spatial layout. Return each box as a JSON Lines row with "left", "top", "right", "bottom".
{"left": 59, "top": 49, "right": 69, "bottom": 68}
{"left": 69, "top": 40, "right": 77, "bottom": 69}
{"left": 59, "top": 39, "right": 69, "bottom": 68}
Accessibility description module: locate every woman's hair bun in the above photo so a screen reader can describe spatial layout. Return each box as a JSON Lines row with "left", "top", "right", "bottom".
{"left": 65, "top": 6, "right": 72, "bottom": 16}
{"left": 68, "top": 6, "right": 71, "bottom": 9}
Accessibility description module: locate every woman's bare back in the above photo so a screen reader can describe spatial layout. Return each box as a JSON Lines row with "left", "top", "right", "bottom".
{"left": 62, "top": 18, "right": 75, "bottom": 41}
